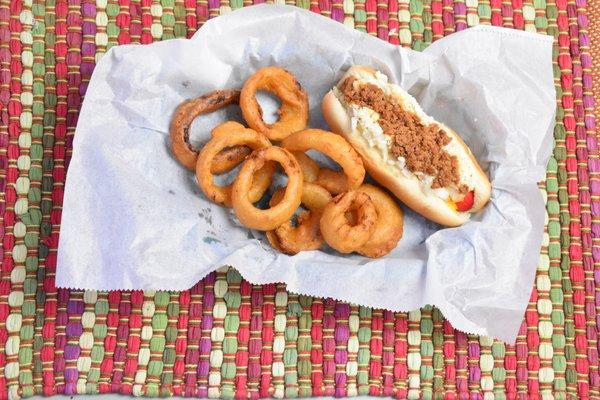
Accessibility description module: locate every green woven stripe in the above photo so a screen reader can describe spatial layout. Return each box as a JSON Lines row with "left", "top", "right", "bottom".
{"left": 544, "top": 0, "right": 569, "bottom": 396}
{"left": 353, "top": 0, "right": 367, "bottom": 32}
{"left": 30, "top": 1, "right": 47, "bottom": 394}
{"left": 297, "top": 295, "right": 313, "bottom": 397}
{"left": 284, "top": 294, "right": 300, "bottom": 398}
{"left": 106, "top": 0, "right": 120, "bottom": 49}
{"left": 420, "top": 307, "right": 433, "bottom": 400}
{"left": 145, "top": 291, "right": 169, "bottom": 396}
{"left": 357, "top": 306, "right": 372, "bottom": 395}
{"left": 492, "top": 340, "right": 507, "bottom": 399}
{"left": 159, "top": 293, "right": 179, "bottom": 395}
{"left": 161, "top": 0, "right": 176, "bottom": 40}
{"left": 89, "top": 293, "right": 108, "bottom": 392}
{"left": 410, "top": 0, "right": 426, "bottom": 50}
{"left": 173, "top": 0, "right": 187, "bottom": 38}
{"left": 421, "top": 0, "right": 432, "bottom": 45}
{"left": 431, "top": 308, "right": 444, "bottom": 398}
{"left": 221, "top": 269, "right": 241, "bottom": 398}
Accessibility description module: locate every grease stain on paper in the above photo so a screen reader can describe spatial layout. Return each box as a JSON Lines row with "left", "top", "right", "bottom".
{"left": 197, "top": 207, "right": 213, "bottom": 226}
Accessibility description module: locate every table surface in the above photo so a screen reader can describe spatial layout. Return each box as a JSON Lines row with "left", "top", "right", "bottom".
{"left": 0, "top": 0, "right": 598, "bottom": 399}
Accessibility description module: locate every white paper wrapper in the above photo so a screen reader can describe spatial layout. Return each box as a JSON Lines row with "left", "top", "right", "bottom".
{"left": 56, "top": 4, "right": 555, "bottom": 342}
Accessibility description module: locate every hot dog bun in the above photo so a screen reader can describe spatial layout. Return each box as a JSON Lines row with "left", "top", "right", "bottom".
{"left": 322, "top": 65, "right": 491, "bottom": 227}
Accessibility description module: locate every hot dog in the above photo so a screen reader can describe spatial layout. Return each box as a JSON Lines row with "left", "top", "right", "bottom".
{"left": 322, "top": 65, "right": 491, "bottom": 226}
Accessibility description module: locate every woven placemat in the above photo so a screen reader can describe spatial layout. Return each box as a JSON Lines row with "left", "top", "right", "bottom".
{"left": 0, "top": 0, "right": 598, "bottom": 398}
{"left": 590, "top": 0, "right": 599, "bottom": 124}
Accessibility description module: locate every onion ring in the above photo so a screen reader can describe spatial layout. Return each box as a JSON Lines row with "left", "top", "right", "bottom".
{"left": 209, "top": 121, "right": 253, "bottom": 174}
{"left": 356, "top": 184, "right": 404, "bottom": 258}
{"left": 291, "top": 151, "right": 320, "bottom": 183}
{"left": 170, "top": 90, "right": 240, "bottom": 170}
{"left": 196, "top": 128, "right": 274, "bottom": 207}
{"left": 211, "top": 120, "right": 245, "bottom": 137}
{"left": 232, "top": 146, "right": 303, "bottom": 230}
{"left": 266, "top": 182, "right": 332, "bottom": 254}
{"left": 319, "top": 190, "right": 377, "bottom": 253}
{"left": 265, "top": 189, "right": 311, "bottom": 254}
{"left": 316, "top": 168, "right": 348, "bottom": 195}
{"left": 240, "top": 67, "right": 309, "bottom": 141}
{"left": 281, "top": 129, "right": 365, "bottom": 192}
{"left": 210, "top": 146, "right": 252, "bottom": 174}
{"left": 265, "top": 230, "right": 287, "bottom": 253}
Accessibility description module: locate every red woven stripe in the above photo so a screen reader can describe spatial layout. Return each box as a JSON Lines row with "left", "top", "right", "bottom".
{"left": 567, "top": 0, "right": 600, "bottom": 394}
{"left": 333, "top": 302, "right": 349, "bottom": 397}
{"left": 0, "top": 0, "right": 10, "bottom": 336}
{"left": 248, "top": 284, "right": 263, "bottom": 399}
{"left": 526, "top": 291, "right": 541, "bottom": 397}
{"left": 194, "top": 276, "right": 209, "bottom": 397}
{"left": 368, "top": 310, "right": 383, "bottom": 395}
{"left": 260, "top": 284, "right": 275, "bottom": 397}
{"left": 111, "top": 292, "right": 131, "bottom": 391}
{"left": 381, "top": 310, "right": 394, "bottom": 395}
{"left": 365, "top": 0, "right": 377, "bottom": 35}
{"left": 453, "top": 331, "right": 468, "bottom": 399}
{"left": 388, "top": 0, "right": 399, "bottom": 44}
{"left": 311, "top": 298, "right": 324, "bottom": 396}
{"left": 236, "top": 280, "right": 252, "bottom": 398}
{"left": 377, "top": 0, "right": 389, "bottom": 40}
{"left": 122, "top": 291, "right": 143, "bottom": 394}
{"left": 322, "top": 299, "right": 335, "bottom": 396}
{"left": 393, "top": 314, "right": 408, "bottom": 399}
{"left": 98, "top": 292, "right": 119, "bottom": 393}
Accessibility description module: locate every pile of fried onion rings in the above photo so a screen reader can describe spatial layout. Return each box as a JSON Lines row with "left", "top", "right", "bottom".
{"left": 169, "top": 66, "right": 404, "bottom": 258}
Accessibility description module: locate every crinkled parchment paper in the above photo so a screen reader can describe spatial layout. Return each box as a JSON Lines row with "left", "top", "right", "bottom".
{"left": 56, "top": 5, "right": 555, "bottom": 342}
